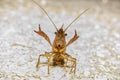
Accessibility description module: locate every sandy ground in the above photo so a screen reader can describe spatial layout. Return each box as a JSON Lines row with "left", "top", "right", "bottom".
{"left": 0, "top": 0, "right": 120, "bottom": 80}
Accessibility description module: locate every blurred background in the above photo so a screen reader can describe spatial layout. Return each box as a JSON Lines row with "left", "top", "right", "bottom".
{"left": 0, "top": 0, "right": 120, "bottom": 80}
{"left": 0, "top": 0, "right": 120, "bottom": 20}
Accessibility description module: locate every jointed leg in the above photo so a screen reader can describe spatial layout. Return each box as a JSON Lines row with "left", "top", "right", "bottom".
{"left": 64, "top": 58, "right": 68, "bottom": 70}
{"left": 36, "top": 52, "right": 54, "bottom": 74}
{"left": 61, "top": 53, "right": 76, "bottom": 74}
{"left": 34, "top": 24, "right": 52, "bottom": 46}
{"left": 47, "top": 56, "right": 51, "bottom": 74}
{"left": 66, "top": 30, "right": 79, "bottom": 47}
{"left": 70, "top": 58, "right": 76, "bottom": 74}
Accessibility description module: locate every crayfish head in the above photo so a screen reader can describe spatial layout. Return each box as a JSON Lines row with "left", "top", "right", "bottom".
{"left": 53, "top": 24, "right": 67, "bottom": 53}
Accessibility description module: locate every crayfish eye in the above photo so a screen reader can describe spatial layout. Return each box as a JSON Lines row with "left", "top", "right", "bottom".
{"left": 54, "top": 32, "right": 57, "bottom": 35}
{"left": 65, "top": 33, "right": 67, "bottom": 36}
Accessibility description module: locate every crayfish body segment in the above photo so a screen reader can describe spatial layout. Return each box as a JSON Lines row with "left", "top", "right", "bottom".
{"left": 34, "top": 24, "right": 78, "bottom": 74}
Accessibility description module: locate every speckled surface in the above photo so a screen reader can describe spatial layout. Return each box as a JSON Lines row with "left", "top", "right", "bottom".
{"left": 0, "top": 0, "right": 120, "bottom": 80}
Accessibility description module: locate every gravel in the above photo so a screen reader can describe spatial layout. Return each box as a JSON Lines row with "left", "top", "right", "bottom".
{"left": 0, "top": 1, "right": 120, "bottom": 80}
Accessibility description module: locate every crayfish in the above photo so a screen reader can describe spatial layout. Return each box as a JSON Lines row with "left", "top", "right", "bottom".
{"left": 32, "top": 0, "right": 88, "bottom": 74}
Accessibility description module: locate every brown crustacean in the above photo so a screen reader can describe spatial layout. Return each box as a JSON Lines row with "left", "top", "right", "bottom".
{"left": 32, "top": 0, "right": 88, "bottom": 74}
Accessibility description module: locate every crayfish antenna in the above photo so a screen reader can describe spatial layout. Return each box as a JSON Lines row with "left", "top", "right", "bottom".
{"left": 32, "top": 0, "right": 58, "bottom": 31}
{"left": 64, "top": 8, "right": 89, "bottom": 32}
{"left": 60, "top": 23, "right": 64, "bottom": 29}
